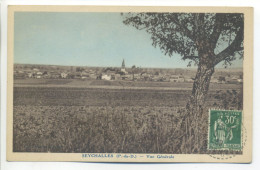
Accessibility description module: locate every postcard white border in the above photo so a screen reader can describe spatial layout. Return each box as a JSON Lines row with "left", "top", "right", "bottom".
{"left": 6, "top": 5, "right": 253, "bottom": 163}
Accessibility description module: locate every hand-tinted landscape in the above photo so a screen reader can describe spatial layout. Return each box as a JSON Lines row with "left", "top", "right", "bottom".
{"left": 13, "top": 64, "right": 242, "bottom": 153}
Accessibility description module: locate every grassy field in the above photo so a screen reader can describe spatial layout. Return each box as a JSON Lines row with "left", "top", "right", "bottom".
{"left": 14, "top": 78, "right": 242, "bottom": 90}
{"left": 13, "top": 80, "right": 243, "bottom": 153}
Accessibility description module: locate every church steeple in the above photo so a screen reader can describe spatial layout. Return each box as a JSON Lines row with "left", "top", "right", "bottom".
{"left": 122, "top": 59, "right": 125, "bottom": 68}
{"left": 121, "top": 59, "right": 126, "bottom": 72}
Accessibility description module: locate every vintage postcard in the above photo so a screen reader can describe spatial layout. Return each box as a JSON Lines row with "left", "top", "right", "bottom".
{"left": 7, "top": 6, "right": 253, "bottom": 162}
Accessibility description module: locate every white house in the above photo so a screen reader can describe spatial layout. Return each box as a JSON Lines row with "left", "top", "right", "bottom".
{"left": 102, "top": 74, "right": 111, "bottom": 80}
{"left": 61, "top": 72, "right": 68, "bottom": 79}
{"left": 36, "top": 72, "right": 43, "bottom": 75}
{"left": 169, "top": 75, "right": 185, "bottom": 82}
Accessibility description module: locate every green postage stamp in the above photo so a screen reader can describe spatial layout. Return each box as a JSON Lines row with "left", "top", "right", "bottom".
{"left": 208, "top": 110, "right": 242, "bottom": 151}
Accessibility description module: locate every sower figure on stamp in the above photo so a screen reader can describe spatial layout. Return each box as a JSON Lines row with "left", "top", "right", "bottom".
{"left": 214, "top": 114, "right": 226, "bottom": 146}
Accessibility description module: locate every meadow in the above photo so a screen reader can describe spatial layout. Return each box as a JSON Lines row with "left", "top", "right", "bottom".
{"left": 13, "top": 80, "right": 243, "bottom": 153}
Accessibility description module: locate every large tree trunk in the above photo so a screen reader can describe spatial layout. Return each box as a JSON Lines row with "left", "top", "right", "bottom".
{"left": 181, "top": 58, "right": 215, "bottom": 153}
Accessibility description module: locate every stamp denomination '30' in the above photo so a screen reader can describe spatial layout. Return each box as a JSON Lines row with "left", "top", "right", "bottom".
{"left": 208, "top": 110, "right": 242, "bottom": 151}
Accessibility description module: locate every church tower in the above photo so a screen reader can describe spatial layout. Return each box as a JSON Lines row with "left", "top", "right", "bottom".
{"left": 121, "top": 59, "right": 126, "bottom": 72}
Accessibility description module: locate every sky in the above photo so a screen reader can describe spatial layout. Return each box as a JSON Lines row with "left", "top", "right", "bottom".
{"left": 14, "top": 12, "right": 243, "bottom": 68}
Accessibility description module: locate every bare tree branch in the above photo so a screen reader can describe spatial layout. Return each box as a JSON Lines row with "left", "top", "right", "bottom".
{"left": 211, "top": 14, "right": 226, "bottom": 48}
{"left": 214, "top": 23, "right": 244, "bottom": 65}
{"left": 183, "top": 55, "right": 199, "bottom": 60}
{"left": 169, "top": 15, "right": 195, "bottom": 41}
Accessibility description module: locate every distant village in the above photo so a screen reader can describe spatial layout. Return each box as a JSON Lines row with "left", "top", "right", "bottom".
{"left": 14, "top": 59, "right": 243, "bottom": 84}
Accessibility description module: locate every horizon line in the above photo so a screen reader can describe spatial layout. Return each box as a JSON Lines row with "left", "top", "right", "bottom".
{"left": 14, "top": 63, "right": 243, "bottom": 70}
